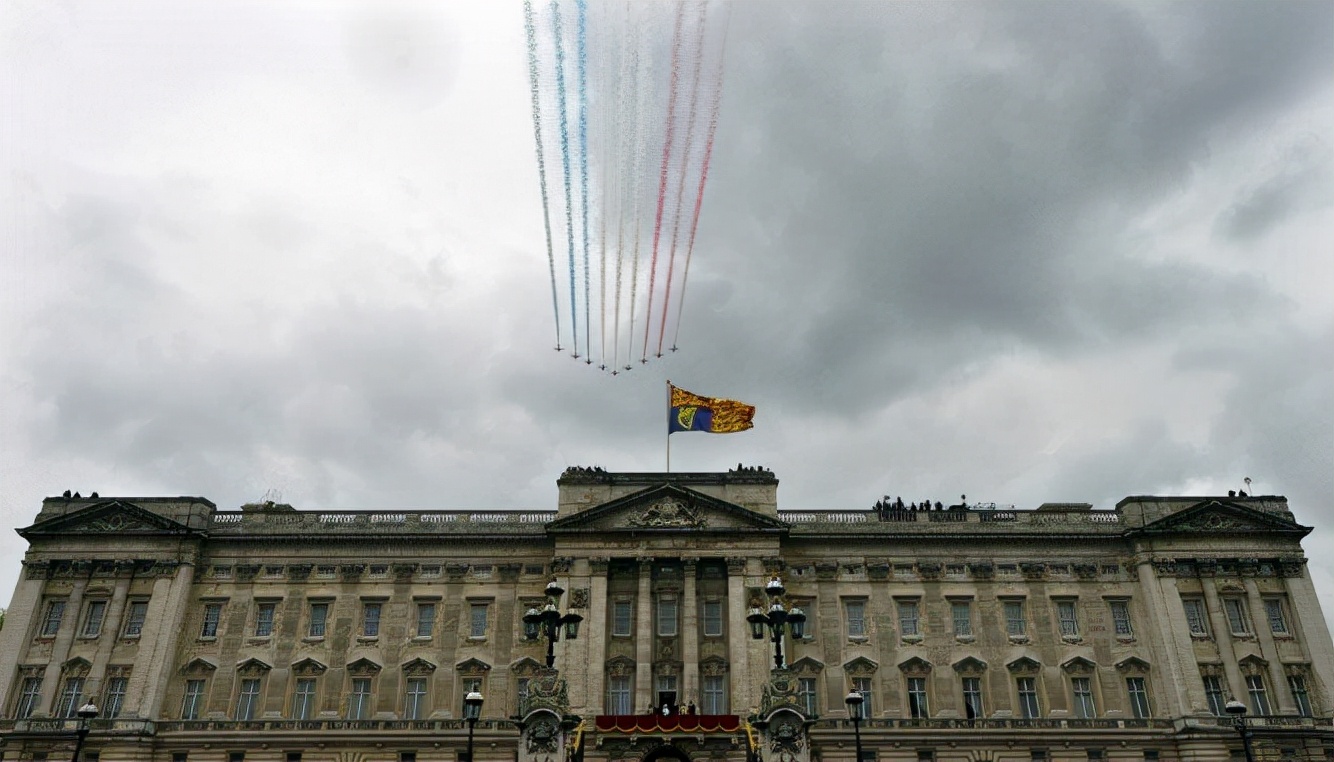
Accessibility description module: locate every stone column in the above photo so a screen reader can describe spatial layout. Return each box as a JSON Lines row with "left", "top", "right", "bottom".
{"left": 86, "top": 566, "right": 134, "bottom": 697}
{"left": 1136, "top": 560, "right": 1201, "bottom": 716}
{"left": 1201, "top": 581, "right": 1246, "bottom": 702}
{"left": 635, "top": 557, "right": 654, "bottom": 712}
{"left": 1243, "top": 578, "right": 1295, "bottom": 713}
{"left": 0, "top": 561, "right": 50, "bottom": 713}
{"left": 128, "top": 562, "right": 197, "bottom": 719}
{"left": 726, "top": 557, "right": 751, "bottom": 713}
{"left": 583, "top": 557, "right": 610, "bottom": 715}
{"left": 1281, "top": 565, "right": 1334, "bottom": 711}
{"left": 682, "top": 557, "right": 700, "bottom": 705}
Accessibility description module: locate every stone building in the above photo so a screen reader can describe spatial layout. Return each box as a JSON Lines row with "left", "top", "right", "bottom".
{"left": 1, "top": 467, "right": 1332, "bottom": 762}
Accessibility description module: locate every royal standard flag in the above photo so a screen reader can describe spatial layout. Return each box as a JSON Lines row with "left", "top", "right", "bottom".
{"left": 669, "top": 383, "right": 756, "bottom": 434}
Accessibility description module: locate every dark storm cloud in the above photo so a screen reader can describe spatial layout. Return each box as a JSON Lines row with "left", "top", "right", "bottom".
{"left": 1216, "top": 136, "right": 1334, "bottom": 242}
{"left": 680, "top": 0, "right": 1333, "bottom": 414}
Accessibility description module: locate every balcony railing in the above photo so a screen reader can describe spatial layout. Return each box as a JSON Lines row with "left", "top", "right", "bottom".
{"left": 817, "top": 717, "right": 1176, "bottom": 730}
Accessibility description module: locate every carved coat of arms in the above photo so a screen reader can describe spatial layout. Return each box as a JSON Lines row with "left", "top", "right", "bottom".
{"left": 627, "top": 498, "right": 704, "bottom": 529}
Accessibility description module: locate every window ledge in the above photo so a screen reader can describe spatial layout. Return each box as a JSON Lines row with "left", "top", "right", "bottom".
{"left": 1231, "top": 633, "right": 1256, "bottom": 640}
{"left": 302, "top": 636, "right": 325, "bottom": 643}
{"left": 1061, "top": 635, "right": 1083, "bottom": 644}
{"left": 1189, "top": 633, "right": 1212, "bottom": 640}
{"left": 412, "top": 635, "right": 434, "bottom": 642}
{"left": 197, "top": 636, "right": 218, "bottom": 643}
{"left": 1116, "top": 635, "right": 1136, "bottom": 643}
{"left": 848, "top": 635, "right": 869, "bottom": 644}
{"left": 1008, "top": 635, "right": 1030, "bottom": 644}
{"left": 248, "top": 637, "right": 272, "bottom": 645}
{"left": 467, "top": 636, "right": 488, "bottom": 643}
{"left": 121, "top": 634, "right": 142, "bottom": 641}
{"left": 955, "top": 635, "right": 976, "bottom": 643}
{"left": 900, "top": 635, "right": 923, "bottom": 644}
{"left": 357, "top": 636, "right": 380, "bottom": 644}
{"left": 1272, "top": 633, "right": 1294, "bottom": 640}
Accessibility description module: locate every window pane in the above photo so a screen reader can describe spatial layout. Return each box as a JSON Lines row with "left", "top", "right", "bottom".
{"left": 1017, "top": 677, "right": 1040, "bottom": 718}
{"left": 1247, "top": 675, "right": 1270, "bottom": 715}
{"left": 898, "top": 601, "right": 918, "bottom": 636}
{"left": 1072, "top": 677, "right": 1095, "bottom": 718}
{"left": 17, "top": 677, "right": 43, "bottom": 719}
{"left": 236, "top": 678, "right": 261, "bottom": 720}
{"left": 1288, "top": 676, "right": 1312, "bottom": 717}
{"left": 846, "top": 601, "right": 866, "bottom": 638}
{"left": 1110, "top": 601, "right": 1133, "bottom": 637}
{"left": 309, "top": 604, "right": 328, "bottom": 637}
{"left": 416, "top": 603, "right": 436, "bottom": 637}
{"left": 255, "top": 604, "right": 275, "bottom": 637}
{"left": 405, "top": 678, "right": 428, "bottom": 720}
{"left": 293, "top": 678, "right": 316, "bottom": 720}
{"left": 1183, "top": 599, "right": 1209, "bottom": 636}
{"left": 1126, "top": 677, "right": 1150, "bottom": 718}
{"left": 349, "top": 678, "right": 372, "bottom": 720}
{"left": 1203, "top": 676, "right": 1226, "bottom": 716}
{"left": 798, "top": 677, "right": 818, "bottom": 716}
{"left": 1264, "top": 599, "right": 1288, "bottom": 634}
{"left": 1004, "top": 601, "right": 1025, "bottom": 636}
{"left": 470, "top": 604, "right": 488, "bottom": 638}
{"left": 59, "top": 677, "right": 85, "bottom": 717}
{"left": 104, "top": 677, "right": 128, "bottom": 719}
{"left": 658, "top": 598, "right": 678, "bottom": 637}
{"left": 853, "top": 677, "right": 873, "bottom": 717}
{"left": 951, "top": 602, "right": 972, "bottom": 637}
{"left": 124, "top": 602, "right": 148, "bottom": 637}
{"left": 703, "top": 601, "right": 723, "bottom": 637}
{"left": 1224, "top": 599, "right": 1251, "bottom": 634}
{"left": 202, "top": 604, "right": 222, "bottom": 638}
{"left": 962, "top": 677, "right": 983, "bottom": 720}
{"left": 363, "top": 603, "right": 382, "bottom": 637}
{"left": 613, "top": 601, "right": 632, "bottom": 636}
{"left": 702, "top": 675, "right": 727, "bottom": 714}
{"left": 42, "top": 600, "right": 66, "bottom": 636}
{"left": 182, "top": 679, "right": 205, "bottom": 720}
{"left": 1057, "top": 601, "right": 1079, "bottom": 637}
{"left": 82, "top": 601, "right": 107, "bottom": 637}
{"left": 907, "top": 677, "right": 929, "bottom": 719}
{"left": 607, "top": 675, "right": 632, "bottom": 715}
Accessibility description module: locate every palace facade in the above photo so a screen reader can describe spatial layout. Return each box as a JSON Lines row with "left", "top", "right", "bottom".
{"left": 1, "top": 467, "right": 1332, "bottom": 762}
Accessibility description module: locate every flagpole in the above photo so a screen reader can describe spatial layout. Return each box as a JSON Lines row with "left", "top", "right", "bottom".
{"left": 666, "top": 380, "right": 672, "bottom": 473}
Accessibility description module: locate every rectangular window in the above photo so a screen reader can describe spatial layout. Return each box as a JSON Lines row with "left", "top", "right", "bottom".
{"left": 951, "top": 600, "right": 973, "bottom": 637}
{"left": 363, "top": 602, "right": 382, "bottom": 637}
{"left": 1203, "top": 675, "right": 1226, "bottom": 716}
{"left": 1056, "top": 600, "right": 1079, "bottom": 637}
{"left": 469, "top": 603, "right": 488, "bottom": 638}
{"left": 962, "top": 677, "right": 983, "bottom": 720}
{"left": 703, "top": 600, "right": 723, "bottom": 637}
{"left": 612, "top": 601, "right": 632, "bottom": 637}
{"left": 1288, "top": 675, "right": 1312, "bottom": 717}
{"left": 41, "top": 600, "right": 66, "bottom": 636}
{"left": 1264, "top": 599, "right": 1289, "bottom": 634}
{"left": 82, "top": 601, "right": 107, "bottom": 637}
{"left": 123, "top": 601, "right": 149, "bottom": 637}
{"left": 461, "top": 678, "right": 483, "bottom": 714}
{"left": 657, "top": 597, "right": 678, "bottom": 637}
{"left": 201, "top": 603, "right": 222, "bottom": 638}
{"left": 1017, "top": 677, "right": 1040, "bottom": 718}
{"left": 702, "top": 675, "right": 726, "bottom": 714}
{"left": 182, "top": 679, "right": 206, "bottom": 719}
{"left": 308, "top": 603, "right": 328, "bottom": 638}
{"left": 897, "top": 600, "right": 919, "bottom": 637}
{"left": 103, "top": 676, "right": 128, "bottom": 719}
{"left": 1224, "top": 598, "right": 1252, "bottom": 635}
{"left": 798, "top": 677, "right": 818, "bottom": 716}
{"left": 517, "top": 678, "right": 530, "bottom": 712}
{"left": 255, "top": 603, "right": 276, "bottom": 637}
{"left": 416, "top": 603, "right": 436, "bottom": 637}
{"left": 236, "top": 678, "right": 262, "bottom": 720}
{"left": 906, "top": 677, "right": 929, "bottom": 718}
{"left": 1003, "top": 600, "right": 1026, "bottom": 637}
{"left": 852, "top": 677, "right": 873, "bottom": 717}
{"left": 58, "top": 677, "right": 85, "bottom": 717}
{"left": 405, "top": 678, "right": 429, "bottom": 720}
{"left": 16, "top": 677, "right": 43, "bottom": 718}
{"left": 1246, "top": 675, "right": 1270, "bottom": 716}
{"left": 607, "top": 675, "right": 632, "bottom": 715}
{"left": 1182, "top": 599, "right": 1209, "bottom": 636}
{"left": 846, "top": 600, "right": 866, "bottom": 638}
{"left": 1072, "top": 677, "right": 1095, "bottom": 718}
{"left": 348, "top": 678, "right": 372, "bottom": 720}
{"left": 292, "top": 678, "right": 317, "bottom": 720}
{"left": 1110, "top": 601, "right": 1133, "bottom": 637}
{"left": 1126, "top": 677, "right": 1151, "bottom": 718}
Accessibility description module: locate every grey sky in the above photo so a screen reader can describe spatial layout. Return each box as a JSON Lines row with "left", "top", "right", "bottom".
{"left": 2, "top": 1, "right": 1332, "bottom": 630}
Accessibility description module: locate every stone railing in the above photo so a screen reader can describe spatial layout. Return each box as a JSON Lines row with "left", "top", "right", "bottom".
{"left": 208, "top": 511, "right": 556, "bottom": 534}
{"left": 1198, "top": 715, "right": 1333, "bottom": 728}
{"left": 816, "top": 717, "right": 1174, "bottom": 730}
{"left": 781, "top": 510, "right": 1122, "bottom": 530}
{"left": 154, "top": 718, "right": 515, "bottom": 733}
{"left": 0, "top": 718, "right": 156, "bottom": 734}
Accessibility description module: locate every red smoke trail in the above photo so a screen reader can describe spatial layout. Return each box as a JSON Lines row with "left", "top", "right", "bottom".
{"left": 656, "top": 3, "right": 708, "bottom": 357}
{"left": 672, "top": 6, "right": 729, "bottom": 349}
{"left": 640, "top": 2, "right": 686, "bottom": 362}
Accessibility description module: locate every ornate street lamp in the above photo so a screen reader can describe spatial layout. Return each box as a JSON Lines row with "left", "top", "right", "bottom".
{"left": 844, "top": 690, "right": 865, "bottom": 762}
{"left": 71, "top": 702, "right": 99, "bottom": 762}
{"left": 746, "top": 576, "right": 806, "bottom": 670}
{"left": 523, "top": 578, "right": 584, "bottom": 668}
{"left": 463, "top": 691, "right": 484, "bottom": 762}
{"left": 1225, "top": 700, "right": 1256, "bottom": 762}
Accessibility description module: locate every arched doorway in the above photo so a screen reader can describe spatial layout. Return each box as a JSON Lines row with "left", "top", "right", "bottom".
{"left": 641, "top": 744, "right": 692, "bottom": 762}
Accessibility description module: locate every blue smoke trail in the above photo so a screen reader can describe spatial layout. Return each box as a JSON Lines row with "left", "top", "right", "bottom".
{"left": 551, "top": 0, "right": 578, "bottom": 357}
{"left": 576, "top": 0, "right": 591, "bottom": 363}
{"left": 524, "top": 0, "right": 562, "bottom": 350}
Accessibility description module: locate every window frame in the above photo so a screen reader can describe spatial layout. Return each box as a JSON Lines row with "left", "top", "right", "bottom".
{"left": 308, "top": 602, "right": 330, "bottom": 639}
{"left": 1263, "top": 598, "right": 1289, "bottom": 635}
{"left": 182, "top": 679, "right": 206, "bottom": 720}
{"left": 657, "top": 596, "right": 678, "bottom": 637}
{"left": 404, "top": 677, "right": 429, "bottom": 720}
{"left": 15, "top": 676, "right": 44, "bottom": 719}
{"left": 201, "top": 603, "right": 223, "bottom": 639}
{"left": 1016, "top": 676, "right": 1041, "bottom": 719}
{"left": 81, "top": 600, "right": 108, "bottom": 638}
{"left": 897, "top": 599, "right": 920, "bottom": 638}
{"left": 851, "top": 676, "right": 873, "bottom": 718}
{"left": 292, "top": 678, "right": 317, "bottom": 720}
{"left": 362, "top": 601, "right": 383, "bottom": 638}
{"left": 797, "top": 677, "right": 818, "bottom": 716}
{"left": 1202, "top": 674, "right": 1226, "bottom": 716}
{"left": 950, "top": 599, "right": 973, "bottom": 638}
{"left": 254, "top": 602, "right": 276, "bottom": 638}
{"left": 1109, "top": 600, "right": 1133, "bottom": 638}
{"left": 1245, "top": 674, "right": 1270, "bottom": 716}
{"left": 1055, "top": 599, "right": 1079, "bottom": 639}
{"left": 1223, "top": 598, "right": 1252, "bottom": 636}
{"left": 348, "top": 677, "right": 374, "bottom": 720}
{"left": 845, "top": 599, "right": 867, "bottom": 639}
{"left": 607, "top": 674, "right": 633, "bottom": 716}
{"left": 961, "top": 676, "right": 983, "bottom": 720}
{"left": 1181, "top": 598, "right": 1209, "bottom": 637}
{"left": 906, "top": 676, "right": 929, "bottom": 719}
{"left": 1002, "top": 599, "right": 1026, "bottom": 638}
{"left": 701, "top": 674, "right": 727, "bottom": 715}
{"left": 1288, "top": 674, "right": 1313, "bottom": 717}
{"left": 702, "top": 599, "right": 724, "bottom": 638}
{"left": 469, "top": 602, "right": 490, "bottom": 639}
{"left": 123, "top": 600, "right": 149, "bottom": 638}
{"left": 103, "top": 676, "right": 128, "bottom": 719}
{"left": 1071, "top": 676, "right": 1095, "bottom": 718}
{"left": 58, "top": 676, "right": 86, "bottom": 718}
{"left": 41, "top": 599, "right": 67, "bottom": 637}
{"left": 611, "top": 600, "right": 633, "bottom": 637}
{"left": 1126, "top": 677, "right": 1151, "bottom": 719}
{"left": 415, "top": 602, "right": 436, "bottom": 638}
{"left": 235, "top": 678, "right": 263, "bottom": 721}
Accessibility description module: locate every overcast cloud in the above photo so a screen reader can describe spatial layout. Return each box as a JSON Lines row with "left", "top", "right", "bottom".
{"left": 2, "top": 1, "right": 1332, "bottom": 630}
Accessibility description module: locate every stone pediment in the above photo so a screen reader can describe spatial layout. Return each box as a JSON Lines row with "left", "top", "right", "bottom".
{"left": 19, "top": 500, "right": 195, "bottom": 538}
{"left": 546, "top": 484, "right": 788, "bottom": 534}
{"left": 1133, "top": 500, "right": 1309, "bottom": 538}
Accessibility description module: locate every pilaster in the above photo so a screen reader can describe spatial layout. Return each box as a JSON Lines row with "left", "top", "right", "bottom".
{"left": 0, "top": 561, "right": 49, "bottom": 712}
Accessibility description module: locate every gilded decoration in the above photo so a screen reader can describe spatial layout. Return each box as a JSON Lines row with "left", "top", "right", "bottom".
{"left": 628, "top": 497, "right": 704, "bottom": 529}
{"left": 526, "top": 715, "right": 562, "bottom": 754}
{"left": 521, "top": 669, "right": 570, "bottom": 716}
{"left": 758, "top": 669, "right": 802, "bottom": 716}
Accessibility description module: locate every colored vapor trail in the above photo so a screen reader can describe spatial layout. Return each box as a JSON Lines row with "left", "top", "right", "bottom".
{"left": 523, "top": 0, "right": 729, "bottom": 375}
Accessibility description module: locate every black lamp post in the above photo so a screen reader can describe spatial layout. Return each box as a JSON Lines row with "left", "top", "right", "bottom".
{"left": 1224, "top": 700, "right": 1255, "bottom": 762}
{"left": 71, "top": 702, "right": 99, "bottom": 762}
{"left": 746, "top": 576, "right": 806, "bottom": 670}
{"left": 523, "top": 578, "right": 584, "bottom": 669}
{"left": 463, "top": 690, "right": 484, "bottom": 762}
{"left": 844, "top": 690, "right": 864, "bottom": 762}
